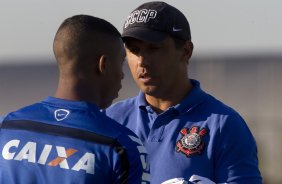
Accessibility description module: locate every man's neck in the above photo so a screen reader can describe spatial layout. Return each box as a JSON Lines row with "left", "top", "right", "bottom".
{"left": 145, "top": 80, "right": 193, "bottom": 114}
{"left": 54, "top": 78, "right": 99, "bottom": 105}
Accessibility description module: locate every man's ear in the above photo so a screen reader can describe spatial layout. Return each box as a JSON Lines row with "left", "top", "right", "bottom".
{"left": 98, "top": 55, "right": 107, "bottom": 75}
{"left": 183, "top": 41, "right": 194, "bottom": 64}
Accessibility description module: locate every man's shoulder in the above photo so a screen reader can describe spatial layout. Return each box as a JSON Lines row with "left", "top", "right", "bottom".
{"left": 2, "top": 102, "right": 42, "bottom": 121}
{"left": 104, "top": 96, "right": 142, "bottom": 132}
{"left": 109, "top": 96, "right": 138, "bottom": 109}
{"left": 0, "top": 115, "right": 5, "bottom": 126}
{"left": 2, "top": 101, "right": 137, "bottom": 147}
{"left": 201, "top": 94, "right": 252, "bottom": 135}
{"left": 106, "top": 96, "right": 139, "bottom": 116}
{"left": 203, "top": 93, "right": 240, "bottom": 116}
{"left": 97, "top": 112, "right": 137, "bottom": 136}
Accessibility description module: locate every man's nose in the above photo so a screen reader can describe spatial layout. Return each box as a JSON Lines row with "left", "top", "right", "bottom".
{"left": 137, "top": 51, "right": 149, "bottom": 67}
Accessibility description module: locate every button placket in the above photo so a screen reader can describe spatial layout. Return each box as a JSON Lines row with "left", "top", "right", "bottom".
{"left": 148, "top": 114, "right": 168, "bottom": 142}
{"left": 150, "top": 108, "right": 180, "bottom": 142}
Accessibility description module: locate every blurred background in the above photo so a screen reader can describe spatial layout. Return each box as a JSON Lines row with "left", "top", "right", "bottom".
{"left": 1, "top": 0, "right": 281, "bottom": 183}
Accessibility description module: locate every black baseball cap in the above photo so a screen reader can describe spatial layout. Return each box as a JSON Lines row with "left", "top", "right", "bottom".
{"left": 122, "top": 1, "right": 191, "bottom": 43}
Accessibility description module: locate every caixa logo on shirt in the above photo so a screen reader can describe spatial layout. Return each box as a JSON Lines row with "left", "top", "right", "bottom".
{"left": 2, "top": 139, "right": 95, "bottom": 174}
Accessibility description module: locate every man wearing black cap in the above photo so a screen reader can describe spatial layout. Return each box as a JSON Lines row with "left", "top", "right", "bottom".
{"left": 106, "top": 1, "right": 262, "bottom": 184}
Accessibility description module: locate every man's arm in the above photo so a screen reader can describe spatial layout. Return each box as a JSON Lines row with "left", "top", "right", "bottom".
{"left": 214, "top": 114, "right": 262, "bottom": 183}
{"left": 0, "top": 115, "right": 6, "bottom": 127}
{"left": 113, "top": 134, "right": 150, "bottom": 184}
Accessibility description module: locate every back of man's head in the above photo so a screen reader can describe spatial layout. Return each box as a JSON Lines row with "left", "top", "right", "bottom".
{"left": 53, "top": 15, "right": 121, "bottom": 72}
{"left": 53, "top": 15, "right": 124, "bottom": 107}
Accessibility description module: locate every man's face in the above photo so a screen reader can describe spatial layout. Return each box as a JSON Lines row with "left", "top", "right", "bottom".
{"left": 125, "top": 37, "right": 187, "bottom": 98}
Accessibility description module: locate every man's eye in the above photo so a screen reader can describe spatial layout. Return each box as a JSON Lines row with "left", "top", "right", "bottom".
{"left": 149, "top": 44, "right": 161, "bottom": 50}
{"left": 129, "top": 47, "right": 140, "bottom": 54}
{"left": 150, "top": 46, "right": 160, "bottom": 50}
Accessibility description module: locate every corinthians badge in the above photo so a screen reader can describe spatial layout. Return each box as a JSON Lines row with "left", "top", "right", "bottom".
{"left": 176, "top": 126, "right": 208, "bottom": 157}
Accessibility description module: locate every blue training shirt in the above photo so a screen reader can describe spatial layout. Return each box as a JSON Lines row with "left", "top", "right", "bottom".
{"left": 105, "top": 79, "right": 262, "bottom": 184}
{"left": 0, "top": 96, "right": 150, "bottom": 184}
{"left": 0, "top": 115, "right": 4, "bottom": 126}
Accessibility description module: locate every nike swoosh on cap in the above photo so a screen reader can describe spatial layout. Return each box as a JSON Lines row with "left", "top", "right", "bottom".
{"left": 173, "top": 27, "right": 182, "bottom": 32}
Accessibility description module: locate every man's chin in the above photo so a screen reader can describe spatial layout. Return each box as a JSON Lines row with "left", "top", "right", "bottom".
{"left": 140, "top": 85, "right": 158, "bottom": 96}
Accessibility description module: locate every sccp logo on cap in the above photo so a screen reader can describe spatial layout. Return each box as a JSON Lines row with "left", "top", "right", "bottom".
{"left": 124, "top": 9, "right": 157, "bottom": 28}
{"left": 122, "top": 1, "right": 191, "bottom": 43}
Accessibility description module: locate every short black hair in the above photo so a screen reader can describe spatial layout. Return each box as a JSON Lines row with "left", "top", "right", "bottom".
{"left": 53, "top": 14, "right": 121, "bottom": 63}
{"left": 58, "top": 14, "right": 121, "bottom": 38}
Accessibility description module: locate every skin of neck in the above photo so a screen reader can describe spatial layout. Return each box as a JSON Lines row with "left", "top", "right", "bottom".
{"left": 54, "top": 70, "right": 102, "bottom": 107}
{"left": 145, "top": 78, "right": 193, "bottom": 114}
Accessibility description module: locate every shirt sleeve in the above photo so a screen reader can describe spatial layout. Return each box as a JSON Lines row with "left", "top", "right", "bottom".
{"left": 0, "top": 115, "right": 6, "bottom": 127}
{"left": 214, "top": 113, "right": 262, "bottom": 184}
{"left": 113, "top": 134, "right": 150, "bottom": 184}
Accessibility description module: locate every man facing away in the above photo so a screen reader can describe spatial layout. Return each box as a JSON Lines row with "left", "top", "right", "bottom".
{"left": 105, "top": 1, "right": 262, "bottom": 184}
{"left": 0, "top": 15, "right": 149, "bottom": 183}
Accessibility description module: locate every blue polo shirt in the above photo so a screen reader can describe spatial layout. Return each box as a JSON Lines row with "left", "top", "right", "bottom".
{"left": 0, "top": 97, "right": 150, "bottom": 184}
{"left": 106, "top": 79, "right": 262, "bottom": 184}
